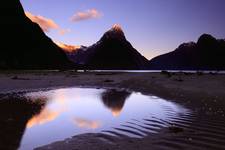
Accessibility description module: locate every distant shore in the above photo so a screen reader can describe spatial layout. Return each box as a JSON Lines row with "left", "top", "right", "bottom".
{"left": 1, "top": 71, "right": 225, "bottom": 150}
{"left": 0, "top": 71, "right": 225, "bottom": 111}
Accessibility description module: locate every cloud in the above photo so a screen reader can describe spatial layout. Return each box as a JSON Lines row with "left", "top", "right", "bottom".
{"left": 27, "top": 108, "right": 61, "bottom": 128}
{"left": 71, "top": 9, "right": 102, "bottom": 22}
{"left": 25, "top": 11, "right": 59, "bottom": 32}
{"left": 58, "top": 28, "right": 71, "bottom": 35}
{"left": 73, "top": 118, "right": 101, "bottom": 129}
{"left": 25, "top": 11, "right": 70, "bottom": 36}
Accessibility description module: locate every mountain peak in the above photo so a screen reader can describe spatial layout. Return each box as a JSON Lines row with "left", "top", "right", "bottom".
{"left": 197, "top": 34, "right": 217, "bottom": 46}
{"left": 111, "top": 24, "right": 123, "bottom": 32}
{"left": 101, "top": 24, "right": 126, "bottom": 40}
{"left": 110, "top": 24, "right": 125, "bottom": 36}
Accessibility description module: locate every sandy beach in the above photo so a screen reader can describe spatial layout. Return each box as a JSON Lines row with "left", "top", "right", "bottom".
{"left": 0, "top": 71, "right": 225, "bottom": 150}
{"left": 1, "top": 71, "right": 225, "bottom": 112}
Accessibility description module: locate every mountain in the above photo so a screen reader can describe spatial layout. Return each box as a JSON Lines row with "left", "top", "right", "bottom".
{"left": 67, "top": 24, "right": 148, "bottom": 70}
{"left": 148, "top": 34, "right": 225, "bottom": 70}
{"left": 55, "top": 42, "right": 81, "bottom": 53}
{"left": 0, "top": 0, "right": 72, "bottom": 69}
{"left": 101, "top": 89, "right": 131, "bottom": 117}
{"left": 0, "top": 95, "right": 45, "bottom": 150}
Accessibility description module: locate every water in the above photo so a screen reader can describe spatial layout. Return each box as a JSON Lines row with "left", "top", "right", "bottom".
{"left": 80, "top": 70, "right": 225, "bottom": 74}
{"left": 0, "top": 88, "right": 190, "bottom": 150}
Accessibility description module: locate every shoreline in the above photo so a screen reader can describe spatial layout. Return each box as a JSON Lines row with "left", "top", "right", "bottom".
{"left": 1, "top": 71, "right": 225, "bottom": 113}
{"left": 1, "top": 71, "right": 225, "bottom": 150}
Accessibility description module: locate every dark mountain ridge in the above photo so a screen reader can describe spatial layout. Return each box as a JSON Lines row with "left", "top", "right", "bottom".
{"left": 2, "top": 1, "right": 225, "bottom": 70}
{"left": 0, "top": 0, "right": 72, "bottom": 69}
{"left": 67, "top": 24, "right": 149, "bottom": 70}
{"left": 148, "top": 34, "right": 225, "bottom": 70}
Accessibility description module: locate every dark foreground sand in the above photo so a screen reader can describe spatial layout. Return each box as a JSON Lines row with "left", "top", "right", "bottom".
{"left": 0, "top": 71, "right": 225, "bottom": 150}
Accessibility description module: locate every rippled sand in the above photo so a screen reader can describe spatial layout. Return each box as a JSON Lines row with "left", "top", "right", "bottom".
{"left": 0, "top": 71, "right": 225, "bottom": 150}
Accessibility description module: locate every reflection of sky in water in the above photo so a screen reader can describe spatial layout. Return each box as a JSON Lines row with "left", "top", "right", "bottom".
{"left": 20, "top": 88, "right": 187, "bottom": 150}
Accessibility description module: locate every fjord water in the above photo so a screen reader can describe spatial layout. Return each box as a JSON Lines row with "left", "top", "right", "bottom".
{"left": 16, "top": 88, "right": 189, "bottom": 150}
{"left": 1, "top": 88, "right": 189, "bottom": 150}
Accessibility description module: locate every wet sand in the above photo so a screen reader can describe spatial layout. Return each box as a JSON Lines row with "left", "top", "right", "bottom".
{"left": 0, "top": 71, "right": 225, "bottom": 150}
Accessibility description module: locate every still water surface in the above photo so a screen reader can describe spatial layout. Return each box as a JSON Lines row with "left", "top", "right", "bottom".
{"left": 16, "top": 88, "right": 190, "bottom": 150}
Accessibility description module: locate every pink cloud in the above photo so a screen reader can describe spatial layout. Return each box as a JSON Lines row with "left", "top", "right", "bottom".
{"left": 73, "top": 117, "right": 101, "bottom": 129}
{"left": 27, "top": 108, "right": 60, "bottom": 128}
{"left": 71, "top": 9, "right": 102, "bottom": 22}
{"left": 25, "top": 11, "right": 59, "bottom": 32}
{"left": 58, "top": 28, "right": 71, "bottom": 35}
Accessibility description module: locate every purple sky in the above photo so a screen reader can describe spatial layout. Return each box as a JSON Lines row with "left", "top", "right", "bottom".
{"left": 21, "top": 0, "right": 225, "bottom": 59}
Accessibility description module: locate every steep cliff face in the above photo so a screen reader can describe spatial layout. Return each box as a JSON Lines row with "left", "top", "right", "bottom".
{"left": 68, "top": 25, "right": 148, "bottom": 70}
{"left": 0, "top": 0, "right": 72, "bottom": 69}
{"left": 148, "top": 34, "right": 225, "bottom": 70}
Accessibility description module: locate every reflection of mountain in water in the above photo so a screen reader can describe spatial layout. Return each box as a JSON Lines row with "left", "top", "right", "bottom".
{"left": 101, "top": 89, "right": 131, "bottom": 117}
{"left": 0, "top": 95, "right": 46, "bottom": 150}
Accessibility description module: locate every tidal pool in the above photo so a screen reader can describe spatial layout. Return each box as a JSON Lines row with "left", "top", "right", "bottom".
{"left": 0, "top": 88, "right": 190, "bottom": 150}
